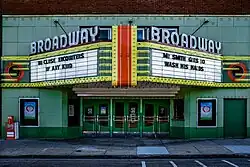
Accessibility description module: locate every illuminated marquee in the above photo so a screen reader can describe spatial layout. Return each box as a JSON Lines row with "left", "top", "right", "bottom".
{"left": 151, "top": 49, "right": 222, "bottom": 82}
{"left": 30, "top": 50, "right": 98, "bottom": 82}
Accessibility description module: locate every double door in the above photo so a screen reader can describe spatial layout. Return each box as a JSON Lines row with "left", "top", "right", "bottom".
{"left": 83, "top": 102, "right": 110, "bottom": 136}
{"left": 142, "top": 100, "right": 170, "bottom": 136}
{"left": 113, "top": 100, "right": 140, "bottom": 136}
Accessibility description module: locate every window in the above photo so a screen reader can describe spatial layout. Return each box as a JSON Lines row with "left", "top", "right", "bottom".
{"left": 99, "top": 27, "right": 112, "bottom": 41}
{"left": 19, "top": 98, "right": 39, "bottom": 126}
{"left": 173, "top": 99, "right": 184, "bottom": 120}
{"left": 137, "top": 28, "right": 145, "bottom": 41}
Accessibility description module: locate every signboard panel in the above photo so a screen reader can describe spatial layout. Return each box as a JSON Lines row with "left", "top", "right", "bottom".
{"left": 151, "top": 49, "right": 222, "bottom": 82}
{"left": 30, "top": 50, "right": 98, "bottom": 82}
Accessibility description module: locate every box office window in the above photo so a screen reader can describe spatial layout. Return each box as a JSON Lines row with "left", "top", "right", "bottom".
{"left": 174, "top": 99, "right": 184, "bottom": 120}
{"left": 19, "top": 98, "right": 39, "bottom": 126}
{"left": 197, "top": 99, "right": 217, "bottom": 127}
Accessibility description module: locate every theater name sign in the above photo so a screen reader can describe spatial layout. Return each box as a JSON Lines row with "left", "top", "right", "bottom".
{"left": 29, "top": 26, "right": 222, "bottom": 84}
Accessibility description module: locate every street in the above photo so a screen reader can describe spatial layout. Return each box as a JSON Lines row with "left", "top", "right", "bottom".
{"left": 0, "top": 158, "right": 250, "bottom": 167}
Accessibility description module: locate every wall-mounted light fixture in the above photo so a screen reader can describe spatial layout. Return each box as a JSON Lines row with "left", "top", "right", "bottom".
{"left": 54, "top": 20, "right": 68, "bottom": 35}
{"left": 128, "top": 19, "right": 133, "bottom": 25}
{"left": 191, "top": 19, "right": 209, "bottom": 35}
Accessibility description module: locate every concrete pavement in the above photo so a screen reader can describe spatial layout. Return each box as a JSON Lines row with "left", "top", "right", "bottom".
{"left": 1, "top": 138, "right": 250, "bottom": 158}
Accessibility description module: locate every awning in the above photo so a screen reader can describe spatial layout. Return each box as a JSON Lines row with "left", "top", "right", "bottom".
{"left": 72, "top": 87, "right": 180, "bottom": 97}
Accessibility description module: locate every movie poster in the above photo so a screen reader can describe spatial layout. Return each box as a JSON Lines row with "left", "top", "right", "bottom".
{"left": 100, "top": 106, "right": 106, "bottom": 115}
{"left": 24, "top": 102, "right": 36, "bottom": 119}
{"left": 200, "top": 102, "right": 212, "bottom": 120}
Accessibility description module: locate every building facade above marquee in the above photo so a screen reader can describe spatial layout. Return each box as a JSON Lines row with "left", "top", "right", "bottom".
{"left": 1, "top": 25, "right": 250, "bottom": 88}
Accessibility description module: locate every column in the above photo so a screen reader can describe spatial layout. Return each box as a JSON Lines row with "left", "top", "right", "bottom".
{"left": 80, "top": 97, "right": 83, "bottom": 133}
{"left": 140, "top": 98, "right": 143, "bottom": 138}
{"left": 110, "top": 98, "right": 113, "bottom": 137}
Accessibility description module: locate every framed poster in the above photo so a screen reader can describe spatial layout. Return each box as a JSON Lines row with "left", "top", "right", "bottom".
{"left": 197, "top": 98, "right": 217, "bottom": 127}
{"left": 19, "top": 98, "right": 39, "bottom": 126}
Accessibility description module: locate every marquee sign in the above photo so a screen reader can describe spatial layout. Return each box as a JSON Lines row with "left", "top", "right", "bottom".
{"left": 30, "top": 50, "right": 98, "bottom": 82}
{"left": 151, "top": 49, "right": 222, "bottom": 82}
{"left": 30, "top": 26, "right": 222, "bottom": 55}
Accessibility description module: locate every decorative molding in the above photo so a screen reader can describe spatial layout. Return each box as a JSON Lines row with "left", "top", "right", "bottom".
{"left": 1, "top": 76, "right": 112, "bottom": 88}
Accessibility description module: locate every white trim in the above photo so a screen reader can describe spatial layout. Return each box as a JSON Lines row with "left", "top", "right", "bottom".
{"left": 19, "top": 98, "right": 40, "bottom": 127}
{"left": 196, "top": 98, "right": 217, "bottom": 128}
{"left": 3, "top": 14, "right": 250, "bottom": 17}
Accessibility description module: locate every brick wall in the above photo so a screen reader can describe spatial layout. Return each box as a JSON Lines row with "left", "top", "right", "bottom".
{"left": 2, "top": 0, "right": 250, "bottom": 14}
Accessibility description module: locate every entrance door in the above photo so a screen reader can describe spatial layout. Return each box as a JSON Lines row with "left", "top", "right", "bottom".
{"left": 83, "top": 101, "right": 110, "bottom": 137}
{"left": 143, "top": 102, "right": 156, "bottom": 136}
{"left": 156, "top": 103, "right": 170, "bottom": 136}
{"left": 112, "top": 101, "right": 140, "bottom": 137}
{"left": 142, "top": 100, "right": 170, "bottom": 137}
{"left": 224, "top": 99, "right": 247, "bottom": 138}
{"left": 127, "top": 102, "right": 140, "bottom": 136}
{"left": 113, "top": 102, "right": 126, "bottom": 135}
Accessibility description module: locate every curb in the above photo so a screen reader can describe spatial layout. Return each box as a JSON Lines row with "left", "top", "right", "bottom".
{"left": 1, "top": 154, "right": 250, "bottom": 159}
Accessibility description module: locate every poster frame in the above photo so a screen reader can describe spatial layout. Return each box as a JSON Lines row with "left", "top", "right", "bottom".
{"left": 19, "top": 98, "right": 40, "bottom": 127}
{"left": 197, "top": 98, "right": 217, "bottom": 128}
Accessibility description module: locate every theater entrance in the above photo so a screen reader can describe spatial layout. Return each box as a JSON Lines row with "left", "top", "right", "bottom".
{"left": 82, "top": 99, "right": 170, "bottom": 138}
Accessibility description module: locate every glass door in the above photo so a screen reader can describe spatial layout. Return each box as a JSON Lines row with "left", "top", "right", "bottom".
{"left": 96, "top": 104, "right": 110, "bottom": 136}
{"left": 142, "top": 102, "right": 157, "bottom": 136}
{"left": 127, "top": 102, "right": 140, "bottom": 136}
{"left": 83, "top": 105, "right": 96, "bottom": 136}
{"left": 113, "top": 101, "right": 126, "bottom": 136}
{"left": 156, "top": 103, "right": 170, "bottom": 137}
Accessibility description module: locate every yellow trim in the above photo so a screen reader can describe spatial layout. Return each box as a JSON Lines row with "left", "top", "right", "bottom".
{"left": 112, "top": 26, "right": 118, "bottom": 86}
{"left": 99, "top": 57, "right": 112, "bottom": 60}
{"left": 131, "top": 26, "right": 138, "bottom": 87}
{"left": 1, "top": 56, "right": 29, "bottom": 61}
{"left": 12, "top": 62, "right": 30, "bottom": 65}
{"left": 223, "top": 68, "right": 239, "bottom": 70}
{"left": 137, "top": 50, "right": 150, "bottom": 53}
{"left": 138, "top": 42, "right": 222, "bottom": 60}
{"left": 138, "top": 64, "right": 149, "bottom": 67}
{"left": 30, "top": 42, "right": 112, "bottom": 60}
{"left": 13, "top": 68, "right": 29, "bottom": 70}
{"left": 137, "top": 57, "right": 150, "bottom": 60}
{"left": 1, "top": 79, "right": 18, "bottom": 82}
{"left": 137, "top": 76, "right": 250, "bottom": 87}
{"left": 1, "top": 76, "right": 112, "bottom": 88}
{"left": 235, "top": 79, "right": 250, "bottom": 82}
{"left": 222, "top": 62, "right": 239, "bottom": 65}
{"left": 1, "top": 73, "right": 17, "bottom": 76}
{"left": 99, "top": 50, "right": 112, "bottom": 53}
{"left": 223, "top": 56, "right": 250, "bottom": 60}
{"left": 137, "top": 71, "right": 150, "bottom": 74}
{"left": 99, "top": 64, "right": 112, "bottom": 67}
{"left": 235, "top": 73, "right": 250, "bottom": 76}
{"left": 99, "top": 70, "right": 112, "bottom": 74}
{"left": 1, "top": 42, "right": 111, "bottom": 61}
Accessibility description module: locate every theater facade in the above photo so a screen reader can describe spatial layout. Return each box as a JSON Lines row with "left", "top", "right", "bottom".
{"left": 1, "top": 15, "right": 250, "bottom": 139}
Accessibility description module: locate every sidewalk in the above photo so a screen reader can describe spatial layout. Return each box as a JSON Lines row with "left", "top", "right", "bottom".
{"left": 1, "top": 138, "right": 250, "bottom": 158}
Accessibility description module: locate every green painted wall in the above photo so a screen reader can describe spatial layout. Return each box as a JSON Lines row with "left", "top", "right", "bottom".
{"left": 184, "top": 88, "right": 250, "bottom": 139}
{"left": 2, "top": 16, "right": 250, "bottom": 56}
{"left": 1, "top": 88, "right": 78, "bottom": 139}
